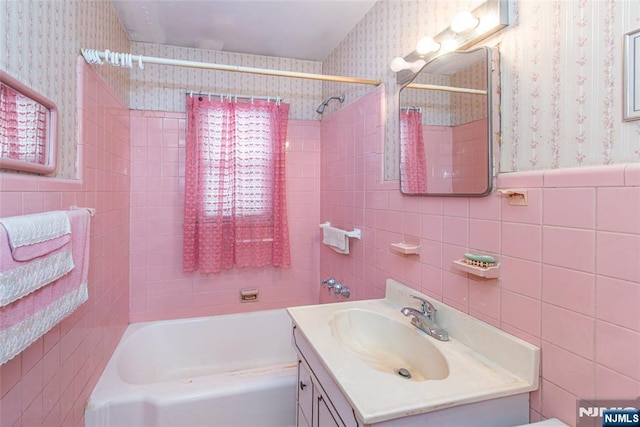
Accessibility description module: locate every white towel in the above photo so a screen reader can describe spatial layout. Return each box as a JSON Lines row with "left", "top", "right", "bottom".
{"left": 0, "top": 246, "right": 75, "bottom": 307}
{"left": 0, "top": 211, "right": 71, "bottom": 256}
{"left": 0, "top": 211, "right": 75, "bottom": 307}
{"left": 322, "top": 225, "right": 349, "bottom": 254}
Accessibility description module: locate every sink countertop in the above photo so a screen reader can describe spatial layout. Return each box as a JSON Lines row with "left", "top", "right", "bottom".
{"left": 287, "top": 279, "right": 540, "bottom": 425}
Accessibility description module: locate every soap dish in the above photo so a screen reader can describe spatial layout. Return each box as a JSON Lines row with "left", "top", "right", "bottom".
{"left": 452, "top": 259, "right": 500, "bottom": 279}
{"left": 390, "top": 242, "right": 421, "bottom": 255}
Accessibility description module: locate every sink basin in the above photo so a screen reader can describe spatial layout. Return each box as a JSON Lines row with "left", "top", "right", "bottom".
{"left": 288, "top": 280, "right": 540, "bottom": 424}
{"left": 328, "top": 308, "right": 449, "bottom": 381}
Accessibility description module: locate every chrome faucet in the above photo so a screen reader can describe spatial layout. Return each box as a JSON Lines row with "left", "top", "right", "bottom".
{"left": 321, "top": 278, "right": 350, "bottom": 299}
{"left": 401, "top": 295, "right": 449, "bottom": 341}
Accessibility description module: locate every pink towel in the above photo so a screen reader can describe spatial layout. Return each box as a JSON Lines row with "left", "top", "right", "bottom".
{"left": 0, "top": 209, "right": 91, "bottom": 364}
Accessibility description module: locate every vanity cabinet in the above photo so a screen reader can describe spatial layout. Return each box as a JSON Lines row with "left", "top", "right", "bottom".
{"left": 288, "top": 279, "right": 540, "bottom": 427}
{"left": 292, "top": 323, "right": 531, "bottom": 427}
{"left": 294, "top": 326, "right": 359, "bottom": 427}
{"left": 298, "top": 360, "right": 343, "bottom": 427}
{"left": 297, "top": 361, "right": 313, "bottom": 427}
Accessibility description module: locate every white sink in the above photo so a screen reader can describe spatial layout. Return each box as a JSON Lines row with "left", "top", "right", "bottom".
{"left": 287, "top": 279, "right": 540, "bottom": 424}
{"left": 329, "top": 308, "right": 449, "bottom": 381}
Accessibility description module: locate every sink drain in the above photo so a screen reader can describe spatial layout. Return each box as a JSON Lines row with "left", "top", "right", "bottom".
{"left": 395, "top": 367, "right": 412, "bottom": 379}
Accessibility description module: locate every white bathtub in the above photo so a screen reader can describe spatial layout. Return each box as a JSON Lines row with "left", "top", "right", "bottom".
{"left": 85, "top": 309, "right": 297, "bottom": 427}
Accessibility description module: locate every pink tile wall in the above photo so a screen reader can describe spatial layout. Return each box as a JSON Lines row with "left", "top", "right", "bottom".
{"left": 452, "top": 119, "right": 488, "bottom": 193}
{"left": 129, "top": 113, "right": 320, "bottom": 322}
{"left": 0, "top": 60, "right": 130, "bottom": 426}
{"left": 320, "top": 87, "right": 640, "bottom": 426}
{"left": 423, "top": 125, "right": 452, "bottom": 193}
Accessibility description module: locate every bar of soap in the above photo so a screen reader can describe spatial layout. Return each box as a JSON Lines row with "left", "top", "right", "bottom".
{"left": 464, "top": 253, "right": 496, "bottom": 264}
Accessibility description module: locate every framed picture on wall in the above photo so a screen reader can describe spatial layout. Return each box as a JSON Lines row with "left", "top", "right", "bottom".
{"left": 624, "top": 28, "right": 640, "bottom": 121}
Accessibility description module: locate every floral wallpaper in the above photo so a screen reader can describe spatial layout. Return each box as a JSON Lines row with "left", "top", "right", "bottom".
{"left": 129, "top": 42, "right": 323, "bottom": 121}
{"left": 1, "top": 0, "right": 130, "bottom": 179}
{"left": 322, "top": 0, "right": 640, "bottom": 177}
{"left": 4, "top": 0, "right": 639, "bottom": 177}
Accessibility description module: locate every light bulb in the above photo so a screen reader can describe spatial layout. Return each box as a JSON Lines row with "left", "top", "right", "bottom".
{"left": 390, "top": 57, "right": 410, "bottom": 72}
{"left": 409, "top": 60, "right": 426, "bottom": 73}
{"left": 416, "top": 36, "right": 441, "bottom": 55}
{"left": 450, "top": 11, "right": 479, "bottom": 33}
{"left": 440, "top": 38, "right": 458, "bottom": 54}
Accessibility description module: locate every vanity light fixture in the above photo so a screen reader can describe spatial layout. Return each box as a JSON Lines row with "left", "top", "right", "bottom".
{"left": 390, "top": 57, "right": 410, "bottom": 73}
{"left": 409, "top": 59, "right": 426, "bottom": 73}
{"left": 390, "top": 57, "right": 427, "bottom": 73}
{"left": 450, "top": 11, "right": 480, "bottom": 34}
{"left": 391, "top": 0, "right": 508, "bottom": 83}
{"left": 416, "top": 36, "right": 441, "bottom": 55}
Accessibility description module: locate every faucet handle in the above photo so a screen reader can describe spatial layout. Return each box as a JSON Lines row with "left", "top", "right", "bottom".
{"left": 411, "top": 295, "right": 436, "bottom": 316}
{"left": 322, "top": 278, "right": 340, "bottom": 296}
{"left": 322, "top": 278, "right": 336, "bottom": 286}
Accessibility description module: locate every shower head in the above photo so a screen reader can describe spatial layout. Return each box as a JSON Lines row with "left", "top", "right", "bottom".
{"left": 316, "top": 94, "right": 345, "bottom": 114}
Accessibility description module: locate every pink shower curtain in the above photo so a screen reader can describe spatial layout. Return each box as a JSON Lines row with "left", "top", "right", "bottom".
{"left": 400, "top": 110, "right": 428, "bottom": 193}
{"left": 183, "top": 96, "right": 291, "bottom": 273}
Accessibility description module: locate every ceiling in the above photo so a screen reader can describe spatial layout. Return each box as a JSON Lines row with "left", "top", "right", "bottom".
{"left": 112, "top": 0, "right": 377, "bottom": 61}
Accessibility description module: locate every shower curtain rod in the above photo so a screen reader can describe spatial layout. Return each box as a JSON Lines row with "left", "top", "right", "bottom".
{"left": 81, "top": 48, "right": 381, "bottom": 86}
{"left": 188, "top": 90, "right": 282, "bottom": 103}
{"left": 405, "top": 82, "right": 487, "bottom": 95}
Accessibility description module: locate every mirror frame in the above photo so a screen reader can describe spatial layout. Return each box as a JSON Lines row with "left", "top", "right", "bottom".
{"left": 0, "top": 70, "right": 58, "bottom": 175}
{"left": 399, "top": 46, "right": 497, "bottom": 197}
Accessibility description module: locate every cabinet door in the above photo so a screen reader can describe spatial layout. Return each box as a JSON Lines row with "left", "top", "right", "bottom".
{"left": 298, "top": 406, "right": 311, "bottom": 427}
{"left": 297, "top": 360, "right": 313, "bottom": 426}
{"left": 315, "top": 392, "right": 345, "bottom": 427}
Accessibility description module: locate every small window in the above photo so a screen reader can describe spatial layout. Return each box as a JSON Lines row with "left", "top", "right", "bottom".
{"left": 200, "top": 107, "right": 273, "bottom": 218}
{"left": 0, "top": 71, "right": 57, "bottom": 174}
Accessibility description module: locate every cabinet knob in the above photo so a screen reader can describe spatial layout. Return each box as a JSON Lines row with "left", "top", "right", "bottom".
{"left": 299, "top": 381, "right": 307, "bottom": 390}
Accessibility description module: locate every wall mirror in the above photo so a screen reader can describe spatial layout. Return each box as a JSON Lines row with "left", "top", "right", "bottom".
{"left": 0, "top": 71, "right": 57, "bottom": 175}
{"left": 399, "top": 46, "right": 497, "bottom": 196}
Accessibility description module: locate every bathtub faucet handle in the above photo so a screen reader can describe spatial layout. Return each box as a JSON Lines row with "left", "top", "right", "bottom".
{"left": 322, "top": 278, "right": 336, "bottom": 287}
{"left": 331, "top": 282, "right": 350, "bottom": 299}
{"left": 322, "top": 278, "right": 336, "bottom": 295}
{"left": 336, "top": 284, "right": 350, "bottom": 299}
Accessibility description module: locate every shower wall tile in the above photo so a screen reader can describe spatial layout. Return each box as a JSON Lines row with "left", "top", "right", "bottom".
{"left": 128, "top": 114, "right": 320, "bottom": 322}
{"left": 0, "top": 60, "right": 130, "bottom": 427}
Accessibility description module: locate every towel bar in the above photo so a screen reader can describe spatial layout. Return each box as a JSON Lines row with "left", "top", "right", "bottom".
{"left": 319, "top": 222, "right": 361, "bottom": 239}
{"left": 69, "top": 205, "right": 96, "bottom": 217}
